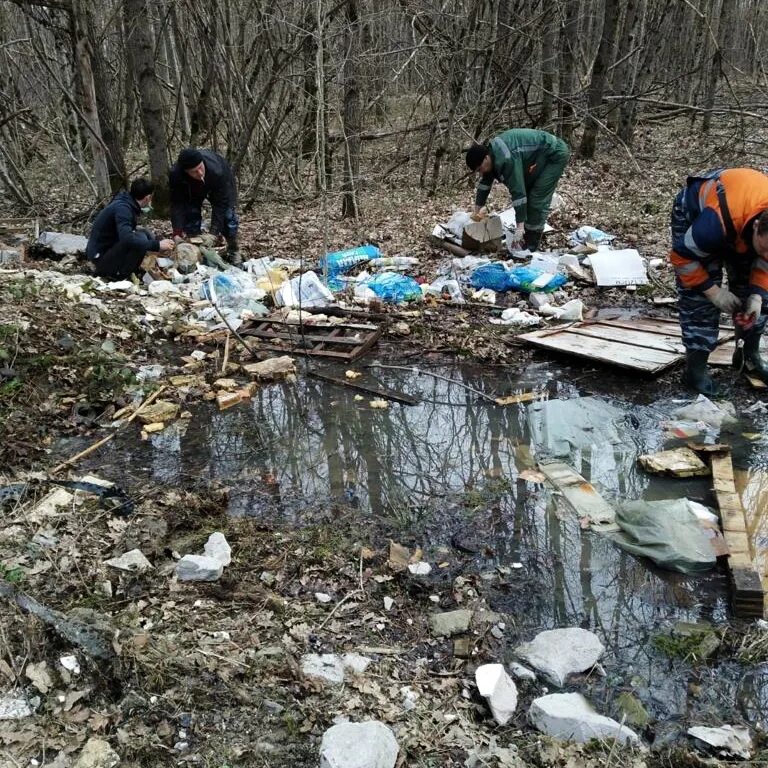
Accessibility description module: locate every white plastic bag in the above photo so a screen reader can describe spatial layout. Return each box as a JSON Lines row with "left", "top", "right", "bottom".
{"left": 274, "top": 270, "right": 334, "bottom": 309}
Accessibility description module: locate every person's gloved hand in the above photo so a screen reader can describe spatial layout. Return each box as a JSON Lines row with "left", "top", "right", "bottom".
{"left": 470, "top": 207, "right": 487, "bottom": 222}
{"left": 159, "top": 238, "right": 175, "bottom": 252}
{"left": 745, "top": 293, "right": 763, "bottom": 320}
{"left": 512, "top": 222, "right": 525, "bottom": 243}
{"left": 705, "top": 285, "right": 742, "bottom": 313}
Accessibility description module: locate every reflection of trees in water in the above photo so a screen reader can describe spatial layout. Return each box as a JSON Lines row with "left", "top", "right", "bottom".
{"left": 739, "top": 665, "right": 768, "bottom": 728}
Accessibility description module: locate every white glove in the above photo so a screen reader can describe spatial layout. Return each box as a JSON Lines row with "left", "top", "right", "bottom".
{"left": 706, "top": 285, "right": 742, "bottom": 313}
{"left": 512, "top": 223, "right": 525, "bottom": 243}
{"left": 745, "top": 293, "right": 763, "bottom": 320}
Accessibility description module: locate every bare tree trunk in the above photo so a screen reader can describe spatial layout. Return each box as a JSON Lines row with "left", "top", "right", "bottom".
{"left": 558, "top": 0, "right": 581, "bottom": 143}
{"left": 123, "top": 0, "right": 169, "bottom": 211}
{"left": 608, "top": 0, "right": 642, "bottom": 131}
{"left": 579, "top": 0, "right": 621, "bottom": 157}
{"left": 70, "top": 0, "right": 110, "bottom": 200}
{"left": 538, "top": 0, "right": 558, "bottom": 127}
{"left": 341, "top": 0, "right": 362, "bottom": 218}
{"left": 701, "top": 0, "right": 731, "bottom": 133}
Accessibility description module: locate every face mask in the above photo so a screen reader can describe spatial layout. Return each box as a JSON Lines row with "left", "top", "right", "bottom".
{"left": 141, "top": 205, "right": 152, "bottom": 214}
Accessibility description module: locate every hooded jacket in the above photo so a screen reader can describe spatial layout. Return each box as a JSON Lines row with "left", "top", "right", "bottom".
{"left": 86, "top": 191, "right": 159, "bottom": 261}
{"left": 168, "top": 149, "right": 237, "bottom": 236}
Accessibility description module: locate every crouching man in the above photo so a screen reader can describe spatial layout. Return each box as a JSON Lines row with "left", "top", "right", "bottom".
{"left": 86, "top": 178, "right": 174, "bottom": 280}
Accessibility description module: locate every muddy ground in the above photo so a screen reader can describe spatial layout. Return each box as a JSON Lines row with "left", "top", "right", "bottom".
{"left": 1, "top": 121, "right": 768, "bottom": 766}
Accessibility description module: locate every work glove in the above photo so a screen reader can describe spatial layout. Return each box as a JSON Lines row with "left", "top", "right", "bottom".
{"left": 745, "top": 293, "right": 763, "bottom": 320}
{"left": 470, "top": 208, "right": 487, "bottom": 222}
{"left": 707, "top": 285, "right": 742, "bottom": 313}
{"left": 511, "top": 223, "right": 525, "bottom": 243}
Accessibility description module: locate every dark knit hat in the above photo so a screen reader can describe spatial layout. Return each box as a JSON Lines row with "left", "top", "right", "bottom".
{"left": 465, "top": 143, "right": 488, "bottom": 171}
{"left": 178, "top": 148, "right": 204, "bottom": 170}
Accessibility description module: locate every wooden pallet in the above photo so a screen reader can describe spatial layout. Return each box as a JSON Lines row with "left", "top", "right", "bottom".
{"left": 519, "top": 317, "right": 734, "bottom": 375}
{"left": 0, "top": 217, "right": 38, "bottom": 238}
{"left": 240, "top": 320, "right": 381, "bottom": 361}
{"left": 710, "top": 452, "right": 766, "bottom": 618}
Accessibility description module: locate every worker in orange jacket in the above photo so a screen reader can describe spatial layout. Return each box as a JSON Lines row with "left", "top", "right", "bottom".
{"left": 669, "top": 168, "right": 768, "bottom": 395}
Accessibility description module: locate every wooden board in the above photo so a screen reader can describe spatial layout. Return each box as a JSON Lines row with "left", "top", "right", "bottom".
{"left": 710, "top": 453, "right": 766, "bottom": 618}
{"left": 538, "top": 461, "right": 617, "bottom": 532}
{"left": 520, "top": 318, "right": 734, "bottom": 375}
{"left": 240, "top": 320, "right": 381, "bottom": 362}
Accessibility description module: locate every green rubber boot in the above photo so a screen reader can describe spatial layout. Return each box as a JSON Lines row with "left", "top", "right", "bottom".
{"left": 732, "top": 333, "right": 768, "bottom": 383}
{"left": 683, "top": 349, "right": 719, "bottom": 396}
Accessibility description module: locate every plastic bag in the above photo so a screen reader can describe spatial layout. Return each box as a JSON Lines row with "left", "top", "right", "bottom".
{"left": 275, "top": 270, "right": 335, "bottom": 308}
{"left": 470, "top": 263, "right": 512, "bottom": 292}
{"left": 365, "top": 272, "right": 422, "bottom": 303}
{"left": 423, "top": 276, "right": 465, "bottom": 303}
{"left": 612, "top": 499, "right": 720, "bottom": 574}
{"left": 200, "top": 270, "right": 269, "bottom": 317}
{"left": 569, "top": 226, "right": 615, "bottom": 245}
{"left": 322, "top": 245, "right": 379, "bottom": 290}
{"left": 507, "top": 266, "right": 567, "bottom": 293}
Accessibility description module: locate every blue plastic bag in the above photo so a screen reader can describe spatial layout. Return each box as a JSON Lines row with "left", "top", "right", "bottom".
{"left": 507, "top": 266, "right": 567, "bottom": 293}
{"left": 322, "top": 245, "right": 380, "bottom": 290}
{"left": 469, "top": 263, "right": 512, "bottom": 292}
{"left": 365, "top": 272, "right": 422, "bottom": 303}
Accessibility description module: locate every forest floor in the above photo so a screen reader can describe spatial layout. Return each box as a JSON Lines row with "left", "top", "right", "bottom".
{"left": 1, "top": 120, "right": 768, "bottom": 767}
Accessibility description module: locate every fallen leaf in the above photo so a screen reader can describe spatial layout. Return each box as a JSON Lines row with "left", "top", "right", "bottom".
{"left": 25, "top": 661, "right": 53, "bottom": 694}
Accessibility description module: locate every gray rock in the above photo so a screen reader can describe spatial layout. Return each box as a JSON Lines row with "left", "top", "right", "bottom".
{"left": 430, "top": 609, "right": 472, "bottom": 637}
{"left": 516, "top": 627, "right": 604, "bottom": 686}
{"left": 320, "top": 721, "right": 399, "bottom": 768}
{"left": 0, "top": 691, "right": 39, "bottom": 720}
{"left": 509, "top": 662, "right": 537, "bottom": 682}
{"left": 104, "top": 549, "right": 153, "bottom": 573}
{"left": 301, "top": 653, "right": 345, "bottom": 685}
{"left": 203, "top": 531, "right": 231, "bottom": 566}
{"left": 342, "top": 652, "right": 372, "bottom": 675}
{"left": 529, "top": 693, "right": 639, "bottom": 745}
{"left": 475, "top": 664, "right": 518, "bottom": 725}
{"left": 688, "top": 725, "right": 753, "bottom": 759}
{"left": 73, "top": 738, "right": 121, "bottom": 768}
{"left": 175, "top": 554, "right": 223, "bottom": 582}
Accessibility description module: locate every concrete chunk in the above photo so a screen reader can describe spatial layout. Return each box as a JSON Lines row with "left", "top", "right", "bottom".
{"left": 475, "top": 664, "right": 518, "bottom": 725}
{"left": 320, "top": 721, "right": 399, "bottom": 768}
{"left": 175, "top": 554, "right": 223, "bottom": 582}
{"left": 516, "top": 627, "right": 604, "bottom": 686}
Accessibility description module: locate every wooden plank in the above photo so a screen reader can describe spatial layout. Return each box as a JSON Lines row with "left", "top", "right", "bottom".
{"left": 566, "top": 324, "right": 685, "bottom": 354}
{"left": 308, "top": 371, "right": 419, "bottom": 406}
{"left": 538, "top": 461, "right": 617, "bottom": 532}
{"left": 710, "top": 452, "right": 765, "bottom": 618}
{"left": 709, "top": 341, "right": 737, "bottom": 367}
{"left": 519, "top": 330, "right": 678, "bottom": 373}
{"left": 596, "top": 317, "right": 733, "bottom": 342}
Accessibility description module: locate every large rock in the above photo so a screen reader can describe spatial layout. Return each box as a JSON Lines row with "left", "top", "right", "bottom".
{"left": 301, "top": 653, "right": 345, "bottom": 685}
{"left": 103, "top": 549, "right": 153, "bottom": 573}
{"left": 204, "top": 532, "right": 232, "bottom": 566}
{"left": 319, "top": 721, "right": 399, "bottom": 768}
{"left": 475, "top": 664, "right": 518, "bottom": 725}
{"left": 175, "top": 554, "right": 223, "bottom": 582}
{"left": 430, "top": 609, "right": 472, "bottom": 637}
{"left": 73, "top": 738, "right": 120, "bottom": 768}
{"left": 516, "top": 628, "right": 604, "bottom": 686}
{"left": 529, "top": 693, "right": 639, "bottom": 745}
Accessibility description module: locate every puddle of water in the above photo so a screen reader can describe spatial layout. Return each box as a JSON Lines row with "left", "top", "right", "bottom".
{"left": 80, "top": 359, "right": 768, "bottom": 730}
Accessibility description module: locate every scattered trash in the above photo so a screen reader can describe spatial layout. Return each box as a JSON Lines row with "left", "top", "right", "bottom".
{"left": 322, "top": 245, "right": 379, "bottom": 289}
{"left": 275, "top": 270, "right": 335, "bottom": 309}
{"left": 569, "top": 226, "right": 615, "bottom": 245}
{"left": 490, "top": 307, "right": 542, "bottom": 327}
{"left": 612, "top": 499, "right": 721, "bottom": 574}
{"left": 638, "top": 447, "right": 710, "bottom": 477}
{"left": 470, "top": 263, "right": 567, "bottom": 294}
{"left": 688, "top": 725, "right": 753, "bottom": 759}
{"left": 319, "top": 721, "right": 399, "bottom": 768}
{"left": 538, "top": 299, "right": 584, "bottom": 321}
{"left": 672, "top": 395, "right": 738, "bottom": 429}
{"left": 364, "top": 272, "right": 422, "bottom": 303}
{"left": 516, "top": 628, "right": 605, "bottom": 687}
{"left": 423, "top": 276, "right": 465, "bottom": 303}
{"left": 529, "top": 692, "right": 640, "bottom": 745}
{"left": 475, "top": 664, "right": 518, "bottom": 725}
{"left": 200, "top": 270, "right": 269, "bottom": 318}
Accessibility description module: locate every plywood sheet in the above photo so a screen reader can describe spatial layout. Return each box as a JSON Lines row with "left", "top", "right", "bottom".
{"left": 520, "top": 318, "right": 734, "bottom": 375}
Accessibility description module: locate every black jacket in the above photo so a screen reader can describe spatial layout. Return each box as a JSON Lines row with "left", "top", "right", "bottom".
{"left": 86, "top": 191, "right": 159, "bottom": 260}
{"left": 168, "top": 149, "right": 237, "bottom": 236}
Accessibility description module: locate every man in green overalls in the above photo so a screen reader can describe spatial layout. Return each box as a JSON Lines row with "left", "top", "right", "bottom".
{"left": 466, "top": 129, "right": 570, "bottom": 251}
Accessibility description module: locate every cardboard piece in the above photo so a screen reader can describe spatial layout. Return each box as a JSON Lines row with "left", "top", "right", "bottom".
{"left": 588, "top": 249, "right": 648, "bottom": 286}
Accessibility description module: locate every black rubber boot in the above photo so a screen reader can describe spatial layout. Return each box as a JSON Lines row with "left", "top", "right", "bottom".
{"left": 524, "top": 229, "right": 543, "bottom": 251}
{"left": 683, "top": 349, "right": 719, "bottom": 396}
{"left": 225, "top": 236, "right": 243, "bottom": 268}
{"left": 732, "top": 332, "right": 768, "bottom": 383}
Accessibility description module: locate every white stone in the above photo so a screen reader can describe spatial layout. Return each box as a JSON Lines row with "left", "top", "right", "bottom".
{"left": 175, "top": 554, "right": 223, "bottom": 582}
{"left": 688, "top": 725, "right": 753, "bottom": 759}
{"left": 342, "top": 653, "right": 372, "bottom": 675}
{"left": 72, "top": 737, "right": 121, "bottom": 768}
{"left": 529, "top": 693, "right": 639, "bottom": 745}
{"left": 103, "top": 549, "right": 153, "bottom": 573}
{"left": 0, "top": 691, "right": 39, "bottom": 720}
{"left": 400, "top": 685, "right": 418, "bottom": 711}
{"left": 509, "top": 662, "right": 536, "bottom": 681}
{"left": 475, "top": 664, "right": 518, "bottom": 725}
{"left": 203, "top": 532, "right": 231, "bottom": 565}
{"left": 383, "top": 596, "right": 394, "bottom": 611}
{"left": 516, "top": 628, "right": 604, "bottom": 686}
{"left": 60, "top": 655, "right": 81, "bottom": 675}
{"left": 407, "top": 562, "right": 432, "bottom": 576}
{"left": 301, "top": 653, "right": 345, "bottom": 685}
{"left": 315, "top": 592, "right": 332, "bottom": 603}
{"left": 320, "top": 721, "right": 399, "bottom": 768}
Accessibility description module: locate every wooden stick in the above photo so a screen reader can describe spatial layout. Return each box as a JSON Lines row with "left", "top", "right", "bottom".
{"left": 51, "top": 386, "right": 166, "bottom": 475}
{"left": 221, "top": 332, "right": 231, "bottom": 374}
{"left": 308, "top": 371, "right": 419, "bottom": 405}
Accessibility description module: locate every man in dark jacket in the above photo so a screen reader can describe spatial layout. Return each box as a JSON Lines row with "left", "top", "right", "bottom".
{"left": 168, "top": 148, "right": 241, "bottom": 266}
{"left": 86, "top": 178, "right": 174, "bottom": 280}
{"left": 466, "top": 128, "right": 570, "bottom": 251}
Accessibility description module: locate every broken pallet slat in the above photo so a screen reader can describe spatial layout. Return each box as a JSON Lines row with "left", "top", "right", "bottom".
{"left": 710, "top": 452, "right": 766, "bottom": 618}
